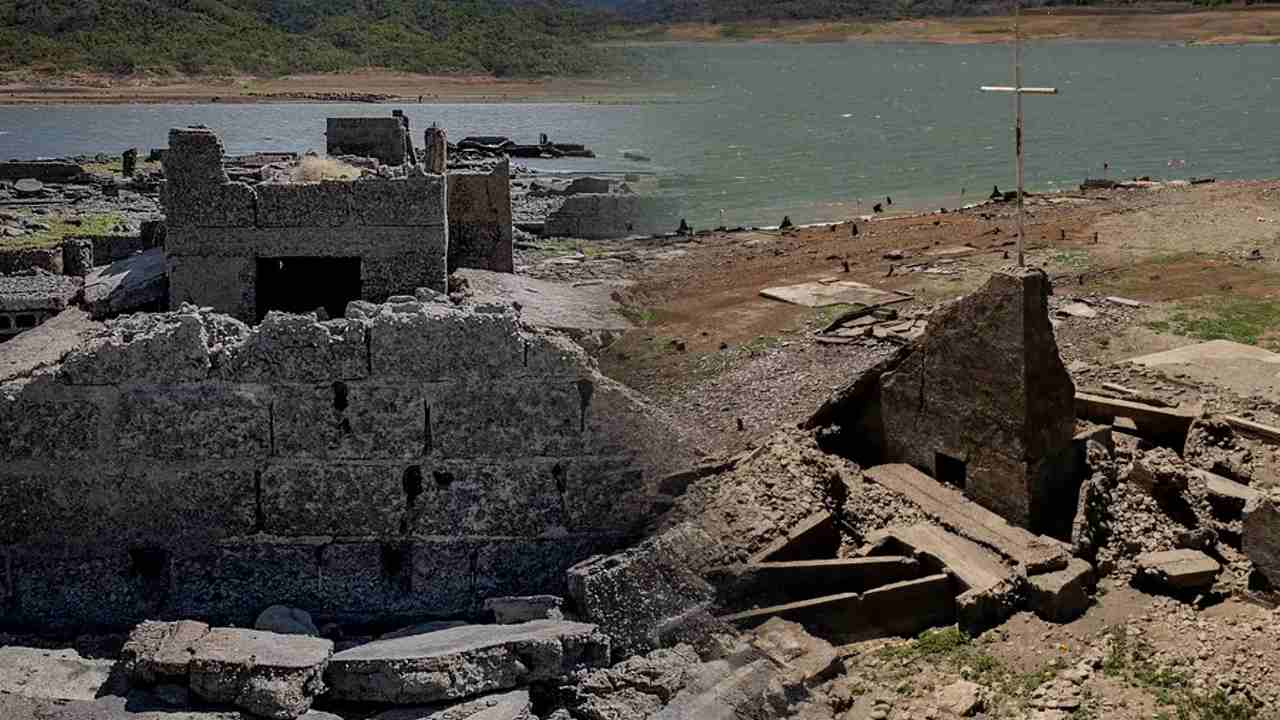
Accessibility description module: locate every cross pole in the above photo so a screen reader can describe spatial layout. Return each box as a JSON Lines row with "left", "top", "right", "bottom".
{"left": 980, "top": 1, "right": 1058, "bottom": 266}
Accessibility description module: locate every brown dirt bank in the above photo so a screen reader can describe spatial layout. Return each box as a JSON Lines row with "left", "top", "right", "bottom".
{"left": 628, "top": 7, "right": 1280, "bottom": 44}
{"left": 0, "top": 69, "right": 677, "bottom": 105}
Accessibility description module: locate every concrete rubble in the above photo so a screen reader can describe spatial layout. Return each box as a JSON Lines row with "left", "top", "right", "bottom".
{"left": 325, "top": 620, "right": 610, "bottom": 704}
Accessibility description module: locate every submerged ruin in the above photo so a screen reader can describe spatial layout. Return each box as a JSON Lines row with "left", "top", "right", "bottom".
{"left": 0, "top": 116, "right": 1277, "bottom": 720}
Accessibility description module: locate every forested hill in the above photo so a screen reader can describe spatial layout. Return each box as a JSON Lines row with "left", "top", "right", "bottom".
{"left": 0, "top": 0, "right": 615, "bottom": 77}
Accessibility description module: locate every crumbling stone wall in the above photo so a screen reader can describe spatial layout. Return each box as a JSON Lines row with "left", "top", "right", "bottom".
{"left": 545, "top": 195, "right": 680, "bottom": 239}
{"left": 448, "top": 161, "right": 513, "bottom": 273}
{"left": 326, "top": 117, "right": 410, "bottom": 166}
{"left": 879, "top": 267, "right": 1077, "bottom": 533}
{"left": 0, "top": 297, "right": 695, "bottom": 631}
{"left": 163, "top": 127, "right": 447, "bottom": 322}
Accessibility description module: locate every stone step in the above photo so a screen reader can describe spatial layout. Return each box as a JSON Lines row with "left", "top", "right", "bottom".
{"left": 863, "top": 464, "right": 1069, "bottom": 574}
{"left": 708, "top": 556, "right": 922, "bottom": 607}
{"left": 325, "top": 620, "right": 610, "bottom": 705}
{"left": 866, "top": 523, "right": 1019, "bottom": 633}
{"left": 748, "top": 510, "right": 840, "bottom": 563}
{"left": 720, "top": 573, "right": 955, "bottom": 642}
{"left": 0, "top": 646, "right": 114, "bottom": 702}
{"left": 1199, "top": 469, "right": 1262, "bottom": 516}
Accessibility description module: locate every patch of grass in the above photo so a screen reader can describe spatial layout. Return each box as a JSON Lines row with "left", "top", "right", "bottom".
{"left": 1051, "top": 249, "right": 1091, "bottom": 270}
{"left": 1101, "top": 628, "right": 1257, "bottom": 720}
{"left": 4, "top": 212, "right": 124, "bottom": 250}
{"left": 619, "top": 305, "right": 658, "bottom": 327}
{"left": 1143, "top": 299, "right": 1280, "bottom": 349}
{"left": 809, "top": 303, "right": 859, "bottom": 330}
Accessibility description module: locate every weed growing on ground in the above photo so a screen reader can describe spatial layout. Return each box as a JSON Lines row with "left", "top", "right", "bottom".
{"left": 6, "top": 212, "right": 124, "bottom": 250}
{"left": 1102, "top": 627, "right": 1257, "bottom": 720}
{"left": 1144, "top": 299, "right": 1280, "bottom": 349}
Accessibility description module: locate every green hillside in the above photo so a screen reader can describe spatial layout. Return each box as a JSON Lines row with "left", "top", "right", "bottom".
{"left": 0, "top": 0, "right": 615, "bottom": 77}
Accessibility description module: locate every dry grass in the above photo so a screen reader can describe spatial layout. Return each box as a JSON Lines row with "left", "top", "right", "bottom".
{"left": 291, "top": 156, "right": 362, "bottom": 182}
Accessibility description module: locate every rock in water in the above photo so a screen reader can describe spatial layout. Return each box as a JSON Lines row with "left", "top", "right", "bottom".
{"left": 325, "top": 620, "right": 609, "bottom": 705}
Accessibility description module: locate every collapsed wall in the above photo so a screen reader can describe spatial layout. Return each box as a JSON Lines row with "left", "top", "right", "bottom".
{"left": 163, "top": 127, "right": 448, "bottom": 322}
{"left": 0, "top": 295, "right": 697, "bottom": 632}
{"left": 545, "top": 195, "right": 680, "bottom": 239}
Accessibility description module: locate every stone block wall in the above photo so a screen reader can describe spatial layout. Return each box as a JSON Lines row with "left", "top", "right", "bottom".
{"left": 163, "top": 127, "right": 447, "bottom": 322}
{"left": 0, "top": 298, "right": 697, "bottom": 631}
{"left": 879, "top": 268, "right": 1077, "bottom": 533}
{"left": 448, "top": 162, "right": 513, "bottom": 273}
{"left": 545, "top": 195, "right": 680, "bottom": 240}
{"left": 326, "top": 117, "right": 410, "bottom": 166}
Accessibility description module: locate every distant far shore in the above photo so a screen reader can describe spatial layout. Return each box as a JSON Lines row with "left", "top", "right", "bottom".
{"left": 619, "top": 7, "right": 1280, "bottom": 45}
{"left": 3, "top": 7, "right": 1278, "bottom": 105}
{"left": 0, "top": 69, "right": 676, "bottom": 106}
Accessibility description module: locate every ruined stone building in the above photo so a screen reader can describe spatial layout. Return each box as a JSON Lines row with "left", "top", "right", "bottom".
{"left": 164, "top": 127, "right": 449, "bottom": 322}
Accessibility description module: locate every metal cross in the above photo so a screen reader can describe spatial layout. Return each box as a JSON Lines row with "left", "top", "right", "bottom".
{"left": 980, "top": 1, "right": 1058, "bottom": 266}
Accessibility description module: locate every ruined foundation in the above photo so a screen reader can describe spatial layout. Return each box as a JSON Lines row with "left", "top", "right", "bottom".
{"left": 163, "top": 127, "right": 448, "bottom": 322}
{"left": 0, "top": 297, "right": 695, "bottom": 631}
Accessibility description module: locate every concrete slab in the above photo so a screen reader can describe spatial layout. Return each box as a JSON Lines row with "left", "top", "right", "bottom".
{"left": 709, "top": 556, "right": 922, "bottom": 605}
{"left": 1074, "top": 392, "right": 1195, "bottom": 447}
{"left": 1199, "top": 469, "right": 1262, "bottom": 516}
{"left": 759, "top": 280, "right": 908, "bottom": 309}
{"left": 1027, "top": 558, "right": 1095, "bottom": 623}
{"left": 121, "top": 620, "right": 211, "bottom": 684}
{"left": 0, "top": 646, "right": 113, "bottom": 701}
{"left": 1135, "top": 549, "right": 1220, "bottom": 590}
{"left": 863, "top": 464, "right": 1069, "bottom": 575}
{"left": 82, "top": 248, "right": 168, "bottom": 319}
{"left": 722, "top": 573, "right": 955, "bottom": 641}
{"left": 188, "top": 628, "right": 333, "bottom": 719}
{"left": 326, "top": 620, "right": 610, "bottom": 705}
{"left": 1128, "top": 340, "right": 1280, "bottom": 398}
{"left": 749, "top": 510, "right": 839, "bottom": 563}
{"left": 0, "top": 307, "right": 101, "bottom": 382}
{"left": 868, "top": 523, "right": 1018, "bottom": 633}
{"left": 454, "top": 268, "right": 631, "bottom": 332}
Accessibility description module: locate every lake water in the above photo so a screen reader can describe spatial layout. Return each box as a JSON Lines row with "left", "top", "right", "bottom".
{"left": 2, "top": 41, "right": 1278, "bottom": 227}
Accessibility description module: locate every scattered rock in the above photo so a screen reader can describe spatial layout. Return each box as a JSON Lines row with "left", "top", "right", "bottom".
{"left": 256, "top": 605, "right": 321, "bottom": 637}
{"left": 14, "top": 178, "right": 45, "bottom": 197}
{"left": 1122, "top": 447, "right": 1189, "bottom": 495}
{"left": 935, "top": 679, "right": 984, "bottom": 716}
{"left": 748, "top": 617, "right": 840, "bottom": 690}
{"left": 1028, "top": 558, "right": 1095, "bottom": 623}
{"left": 559, "top": 644, "right": 703, "bottom": 720}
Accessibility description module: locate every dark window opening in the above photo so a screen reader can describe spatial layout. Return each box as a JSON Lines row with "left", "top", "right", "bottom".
{"left": 128, "top": 547, "right": 169, "bottom": 579}
{"left": 15, "top": 314, "right": 36, "bottom": 329}
{"left": 936, "top": 452, "right": 967, "bottom": 489}
{"left": 256, "top": 257, "right": 361, "bottom": 323}
{"left": 402, "top": 466, "right": 424, "bottom": 509}
{"left": 0, "top": 315, "right": 10, "bottom": 330}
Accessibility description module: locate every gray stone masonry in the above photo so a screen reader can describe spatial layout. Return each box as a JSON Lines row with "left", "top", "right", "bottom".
{"left": 163, "top": 126, "right": 447, "bottom": 321}
{"left": 880, "top": 267, "right": 1077, "bottom": 533}
{"left": 545, "top": 195, "right": 680, "bottom": 239}
{"left": 448, "top": 161, "right": 513, "bottom": 273}
{"left": 0, "top": 296, "right": 697, "bottom": 631}
{"left": 327, "top": 117, "right": 410, "bottom": 166}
